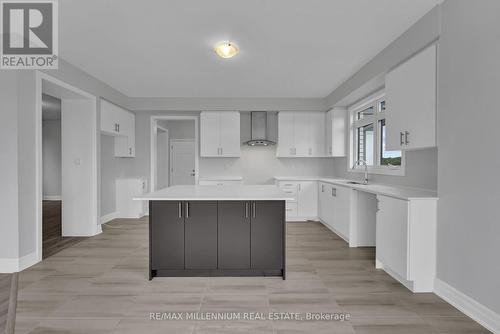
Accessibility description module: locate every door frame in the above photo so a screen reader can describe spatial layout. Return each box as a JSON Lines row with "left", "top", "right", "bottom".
{"left": 153, "top": 125, "right": 169, "bottom": 190}
{"left": 169, "top": 139, "right": 196, "bottom": 186}
{"left": 35, "top": 71, "right": 99, "bottom": 263}
{"left": 150, "top": 116, "right": 199, "bottom": 191}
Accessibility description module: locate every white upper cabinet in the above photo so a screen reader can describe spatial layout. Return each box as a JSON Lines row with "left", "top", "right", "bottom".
{"left": 325, "top": 108, "right": 347, "bottom": 157}
{"left": 100, "top": 99, "right": 135, "bottom": 157}
{"left": 200, "top": 111, "right": 241, "bottom": 157}
{"left": 385, "top": 44, "right": 437, "bottom": 151}
{"left": 277, "top": 111, "right": 327, "bottom": 157}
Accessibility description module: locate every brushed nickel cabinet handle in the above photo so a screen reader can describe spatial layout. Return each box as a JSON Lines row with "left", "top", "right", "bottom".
{"left": 178, "top": 202, "right": 182, "bottom": 218}
{"left": 405, "top": 131, "right": 410, "bottom": 145}
{"left": 245, "top": 202, "right": 249, "bottom": 218}
{"left": 400, "top": 132, "right": 405, "bottom": 146}
{"left": 252, "top": 202, "right": 256, "bottom": 218}
{"left": 185, "top": 202, "right": 189, "bottom": 218}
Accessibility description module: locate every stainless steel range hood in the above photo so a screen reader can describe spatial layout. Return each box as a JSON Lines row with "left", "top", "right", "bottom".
{"left": 244, "top": 111, "right": 276, "bottom": 146}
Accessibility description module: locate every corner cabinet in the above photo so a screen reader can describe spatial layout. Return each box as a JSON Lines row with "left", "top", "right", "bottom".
{"left": 385, "top": 43, "right": 437, "bottom": 151}
{"left": 150, "top": 200, "right": 285, "bottom": 279}
{"left": 276, "top": 111, "right": 326, "bottom": 157}
{"left": 277, "top": 180, "right": 317, "bottom": 221}
{"left": 100, "top": 99, "right": 135, "bottom": 157}
{"left": 200, "top": 111, "right": 240, "bottom": 157}
{"left": 318, "top": 182, "right": 351, "bottom": 241}
{"left": 375, "top": 195, "right": 437, "bottom": 292}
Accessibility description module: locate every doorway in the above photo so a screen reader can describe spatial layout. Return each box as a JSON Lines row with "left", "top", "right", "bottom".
{"left": 150, "top": 116, "right": 199, "bottom": 191}
{"left": 36, "top": 72, "right": 99, "bottom": 261}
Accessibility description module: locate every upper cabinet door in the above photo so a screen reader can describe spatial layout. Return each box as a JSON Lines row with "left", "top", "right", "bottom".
{"left": 200, "top": 112, "right": 221, "bottom": 157}
{"left": 219, "top": 111, "right": 241, "bottom": 157}
{"left": 200, "top": 111, "right": 241, "bottom": 157}
{"left": 101, "top": 99, "right": 136, "bottom": 158}
{"left": 308, "top": 112, "right": 326, "bottom": 157}
{"left": 293, "top": 112, "right": 310, "bottom": 157}
{"left": 100, "top": 99, "right": 120, "bottom": 135}
{"left": 385, "top": 44, "right": 437, "bottom": 151}
{"left": 326, "top": 108, "right": 346, "bottom": 157}
{"left": 277, "top": 112, "right": 295, "bottom": 157}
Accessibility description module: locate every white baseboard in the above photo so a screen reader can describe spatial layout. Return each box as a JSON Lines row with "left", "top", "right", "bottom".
{"left": 43, "top": 195, "right": 61, "bottom": 200}
{"left": 100, "top": 211, "right": 118, "bottom": 224}
{"left": 18, "top": 252, "right": 38, "bottom": 271}
{"left": 434, "top": 278, "right": 500, "bottom": 334}
{"left": 0, "top": 251, "right": 39, "bottom": 273}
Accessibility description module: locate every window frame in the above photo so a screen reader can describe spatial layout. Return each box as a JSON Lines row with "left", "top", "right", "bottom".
{"left": 347, "top": 90, "right": 405, "bottom": 176}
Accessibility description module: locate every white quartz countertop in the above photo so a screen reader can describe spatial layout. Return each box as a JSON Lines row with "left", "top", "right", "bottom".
{"left": 274, "top": 177, "right": 437, "bottom": 200}
{"left": 134, "top": 185, "right": 294, "bottom": 201}
{"left": 199, "top": 176, "right": 243, "bottom": 181}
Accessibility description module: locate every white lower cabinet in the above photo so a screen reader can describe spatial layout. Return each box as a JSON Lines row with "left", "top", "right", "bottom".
{"left": 376, "top": 195, "right": 437, "bottom": 292}
{"left": 318, "top": 182, "right": 351, "bottom": 242}
{"left": 277, "top": 180, "right": 317, "bottom": 221}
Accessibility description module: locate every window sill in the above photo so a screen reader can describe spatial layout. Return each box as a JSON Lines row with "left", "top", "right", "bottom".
{"left": 348, "top": 166, "right": 405, "bottom": 177}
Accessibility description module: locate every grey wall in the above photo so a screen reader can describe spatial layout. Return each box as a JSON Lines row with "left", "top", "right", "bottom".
{"left": 100, "top": 135, "right": 116, "bottom": 216}
{"left": 437, "top": 0, "right": 500, "bottom": 314}
{"left": 0, "top": 71, "right": 20, "bottom": 260}
{"left": 158, "top": 120, "right": 196, "bottom": 139}
{"left": 326, "top": 5, "right": 441, "bottom": 108}
{"left": 42, "top": 120, "right": 62, "bottom": 197}
{"left": 333, "top": 148, "right": 437, "bottom": 190}
{"left": 9, "top": 60, "right": 129, "bottom": 259}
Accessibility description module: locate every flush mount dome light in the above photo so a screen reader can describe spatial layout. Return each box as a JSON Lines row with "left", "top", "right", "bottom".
{"left": 214, "top": 42, "right": 239, "bottom": 59}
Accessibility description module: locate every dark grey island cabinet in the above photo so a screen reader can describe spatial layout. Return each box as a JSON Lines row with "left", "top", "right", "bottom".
{"left": 149, "top": 200, "right": 285, "bottom": 279}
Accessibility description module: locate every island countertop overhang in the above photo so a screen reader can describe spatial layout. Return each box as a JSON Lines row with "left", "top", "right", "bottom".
{"left": 134, "top": 185, "right": 295, "bottom": 201}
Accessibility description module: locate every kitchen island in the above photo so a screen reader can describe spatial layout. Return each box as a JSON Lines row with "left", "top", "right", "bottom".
{"left": 134, "top": 185, "right": 293, "bottom": 280}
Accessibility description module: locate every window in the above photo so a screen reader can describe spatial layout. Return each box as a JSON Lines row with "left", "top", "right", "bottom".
{"left": 349, "top": 92, "right": 404, "bottom": 175}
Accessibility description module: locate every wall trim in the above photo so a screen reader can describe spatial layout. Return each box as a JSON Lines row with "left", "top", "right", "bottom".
{"left": 43, "top": 195, "right": 61, "bottom": 201}
{"left": 434, "top": 278, "right": 500, "bottom": 334}
{"left": 100, "top": 211, "right": 118, "bottom": 224}
{"left": 0, "top": 251, "right": 38, "bottom": 273}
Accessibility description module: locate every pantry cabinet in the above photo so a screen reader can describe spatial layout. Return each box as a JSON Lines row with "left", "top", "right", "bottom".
{"left": 200, "top": 111, "right": 241, "bottom": 157}
{"left": 385, "top": 43, "right": 437, "bottom": 151}
{"left": 100, "top": 99, "right": 135, "bottom": 157}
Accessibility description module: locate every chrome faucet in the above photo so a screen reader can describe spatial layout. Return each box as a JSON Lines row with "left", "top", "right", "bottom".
{"left": 353, "top": 159, "right": 369, "bottom": 185}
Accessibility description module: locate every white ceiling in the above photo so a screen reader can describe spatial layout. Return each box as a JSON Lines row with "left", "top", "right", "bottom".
{"left": 60, "top": 0, "right": 440, "bottom": 98}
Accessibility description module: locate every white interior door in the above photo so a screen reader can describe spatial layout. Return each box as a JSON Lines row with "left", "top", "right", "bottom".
{"left": 170, "top": 140, "right": 196, "bottom": 185}
{"left": 156, "top": 128, "right": 169, "bottom": 190}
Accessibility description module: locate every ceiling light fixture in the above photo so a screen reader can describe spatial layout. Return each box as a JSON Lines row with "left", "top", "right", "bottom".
{"left": 214, "top": 42, "right": 239, "bottom": 59}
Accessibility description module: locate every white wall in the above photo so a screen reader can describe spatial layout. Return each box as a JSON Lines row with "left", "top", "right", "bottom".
{"left": 42, "top": 120, "right": 62, "bottom": 198}
{"left": 333, "top": 148, "right": 437, "bottom": 190}
{"left": 200, "top": 112, "right": 334, "bottom": 184}
{"left": 437, "top": 0, "right": 500, "bottom": 315}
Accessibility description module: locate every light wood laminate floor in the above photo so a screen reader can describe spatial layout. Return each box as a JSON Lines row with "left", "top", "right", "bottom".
{"left": 14, "top": 218, "right": 490, "bottom": 334}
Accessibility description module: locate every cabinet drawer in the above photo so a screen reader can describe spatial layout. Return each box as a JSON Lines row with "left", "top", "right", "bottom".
{"left": 278, "top": 181, "right": 300, "bottom": 188}
{"left": 285, "top": 202, "right": 298, "bottom": 217}
{"left": 280, "top": 187, "right": 297, "bottom": 202}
